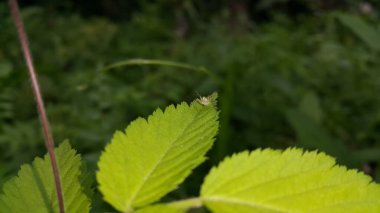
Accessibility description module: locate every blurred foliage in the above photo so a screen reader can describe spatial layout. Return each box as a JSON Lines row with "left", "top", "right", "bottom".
{"left": 337, "top": 12, "right": 380, "bottom": 51}
{"left": 1, "top": 1, "right": 380, "bottom": 211}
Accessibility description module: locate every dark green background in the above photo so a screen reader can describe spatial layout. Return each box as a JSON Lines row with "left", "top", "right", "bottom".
{"left": 1, "top": 1, "right": 380, "bottom": 211}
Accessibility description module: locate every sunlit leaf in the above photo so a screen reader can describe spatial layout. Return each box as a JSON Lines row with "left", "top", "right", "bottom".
{"left": 97, "top": 95, "right": 219, "bottom": 212}
{"left": 201, "top": 148, "right": 380, "bottom": 213}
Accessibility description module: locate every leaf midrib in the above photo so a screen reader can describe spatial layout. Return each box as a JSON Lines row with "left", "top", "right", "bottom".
{"left": 202, "top": 196, "right": 287, "bottom": 213}
{"left": 125, "top": 107, "right": 202, "bottom": 211}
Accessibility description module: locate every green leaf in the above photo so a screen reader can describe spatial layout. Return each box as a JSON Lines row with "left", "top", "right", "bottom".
{"left": 285, "top": 109, "right": 352, "bottom": 166}
{"left": 97, "top": 97, "right": 219, "bottom": 212}
{"left": 135, "top": 205, "right": 185, "bottom": 213}
{"left": 298, "top": 92, "right": 323, "bottom": 124}
{"left": 0, "top": 62, "right": 12, "bottom": 78}
{"left": 0, "top": 141, "right": 91, "bottom": 213}
{"left": 201, "top": 148, "right": 380, "bottom": 213}
{"left": 337, "top": 13, "right": 380, "bottom": 51}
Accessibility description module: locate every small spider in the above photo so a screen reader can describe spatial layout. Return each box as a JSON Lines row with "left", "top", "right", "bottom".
{"left": 197, "top": 96, "right": 212, "bottom": 106}
{"left": 196, "top": 93, "right": 217, "bottom": 106}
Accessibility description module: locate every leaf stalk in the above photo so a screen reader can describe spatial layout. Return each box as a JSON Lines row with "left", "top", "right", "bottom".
{"left": 167, "top": 197, "right": 203, "bottom": 210}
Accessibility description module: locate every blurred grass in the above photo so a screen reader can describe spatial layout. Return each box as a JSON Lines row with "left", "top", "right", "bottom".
{"left": 1, "top": 2, "right": 380, "bottom": 211}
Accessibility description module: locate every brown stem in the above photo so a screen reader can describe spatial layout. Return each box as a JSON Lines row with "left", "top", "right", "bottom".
{"left": 7, "top": 0, "right": 65, "bottom": 212}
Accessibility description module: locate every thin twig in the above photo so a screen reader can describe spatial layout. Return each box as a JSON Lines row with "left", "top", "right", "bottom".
{"left": 8, "top": 0, "right": 65, "bottom": 212}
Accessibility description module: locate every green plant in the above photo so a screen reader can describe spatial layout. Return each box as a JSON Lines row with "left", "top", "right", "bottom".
{"left": 337, "top": 12, "right": 380, "bottom": 52}
{"left": 2, "top": 2, "right": 380, "bottom": 211}
{"left": 1, "top": 94, "right": 379, "bottom": 212}
{"left": 3, "top": 3, "right": 380, "bottom": 180}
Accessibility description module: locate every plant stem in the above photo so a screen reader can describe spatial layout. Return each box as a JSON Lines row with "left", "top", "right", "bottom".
{"left": 7, "top": 1, "right": 65, "bottom": 212}
{"left": 104, "top": 58, "right": 208, "bottom": 74}
{"left": 167, "top": 197, "right": 203, "bottom": 210}
{"left": 103, "top": 58, "right": 220, "bottom": 82}
{"left": 214, "top": 64, "right": 235, "bottom": 163}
